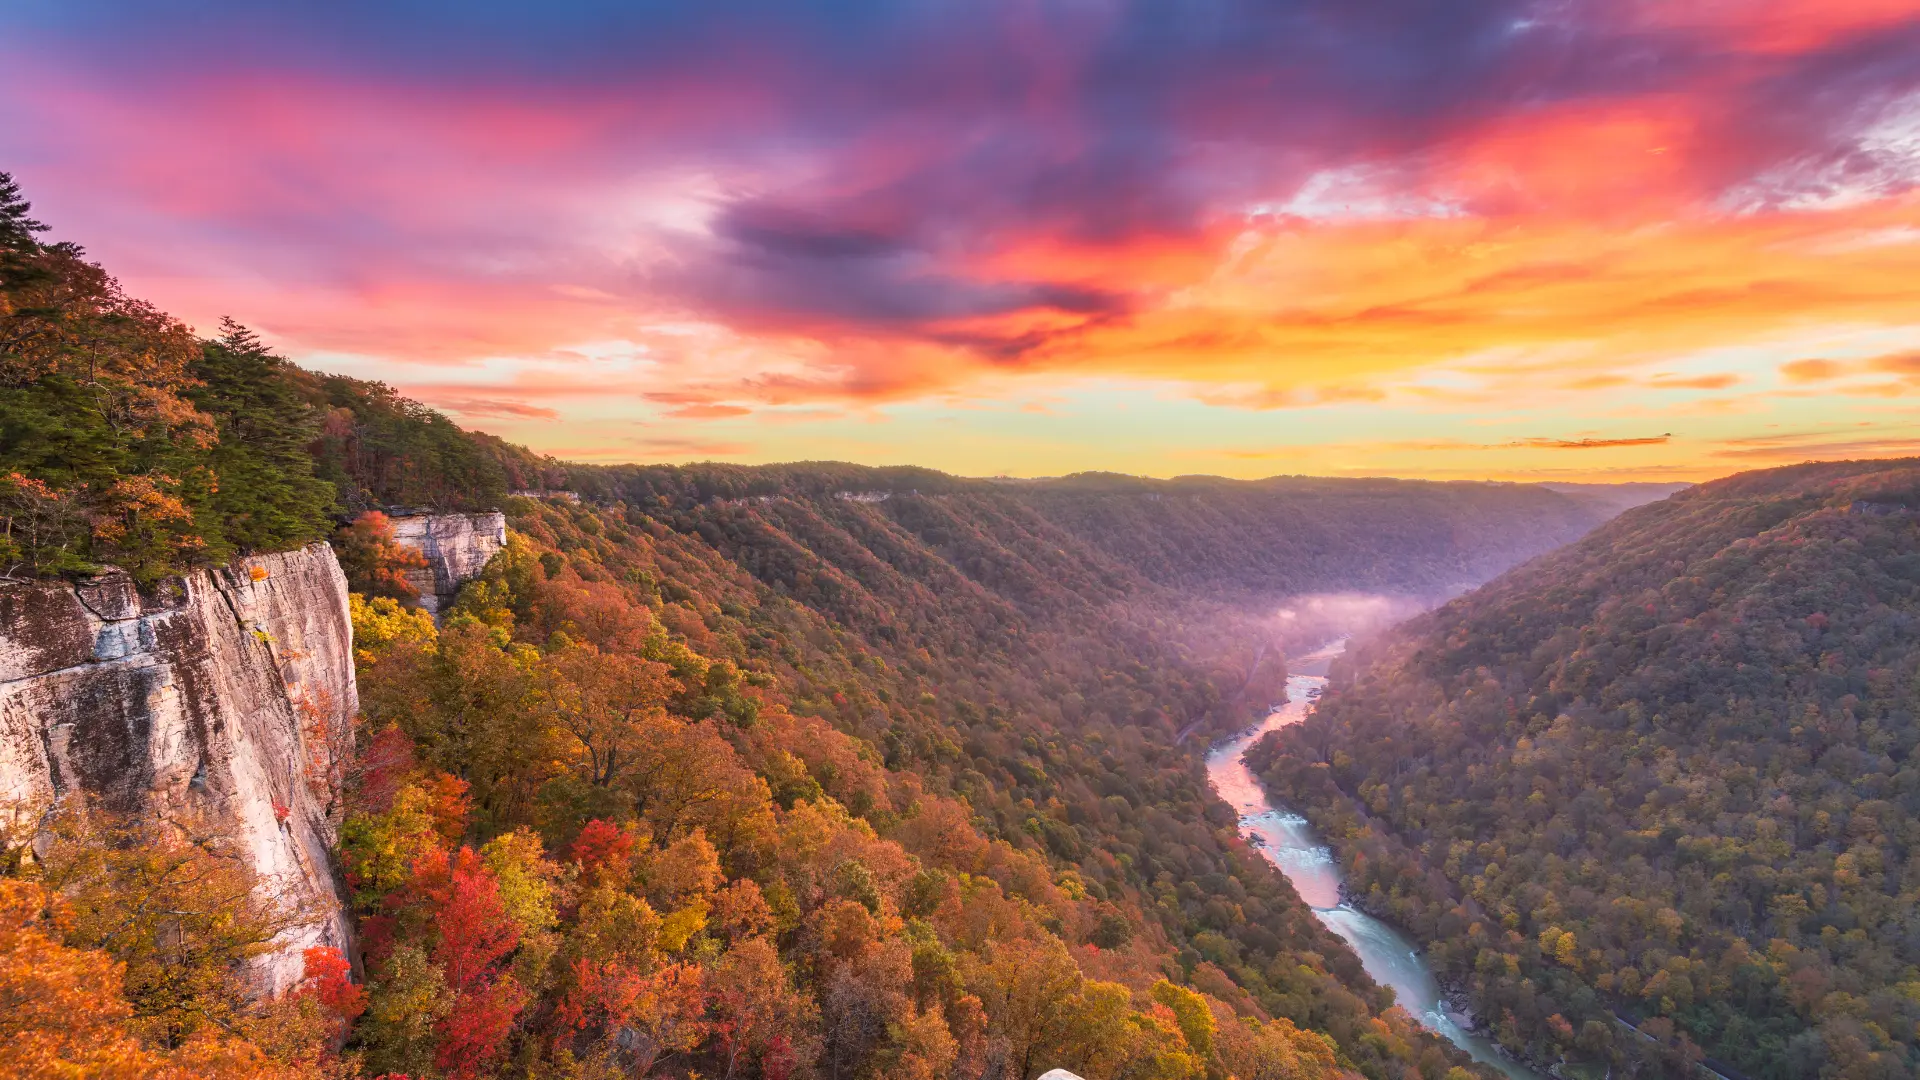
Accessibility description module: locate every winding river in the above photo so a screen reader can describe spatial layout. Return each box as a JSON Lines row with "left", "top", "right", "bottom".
{"left": 1206, "top": 640, "right": 1541, "bottom": 1080}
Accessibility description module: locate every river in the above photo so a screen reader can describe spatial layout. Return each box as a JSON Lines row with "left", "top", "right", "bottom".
{"left": 1205, "top": 640, "right": 1542, "bottom": 1080}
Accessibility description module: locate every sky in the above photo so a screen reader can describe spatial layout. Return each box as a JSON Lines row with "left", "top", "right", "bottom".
{"left": 5, "top": 1, "right": 1920, "bottom": 482}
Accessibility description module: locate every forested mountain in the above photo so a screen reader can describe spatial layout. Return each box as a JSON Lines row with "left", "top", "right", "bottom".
{"left": 576, "top": 466, "right": 1608, "bottom": 603}
{"left": 1, "top": 169, "right": 1630, "bottom": 1080}
{"left": 1253, "top": 459, "right": 1920, "bottom": 1079}
{"left": 331, "top": 489, "right": 1500, "bottom": 1080}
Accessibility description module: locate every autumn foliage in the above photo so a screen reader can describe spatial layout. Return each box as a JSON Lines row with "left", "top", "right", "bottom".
{"left": 324, "top": 497, "right": 1471, "bottom": 1080}
{"left": 302, "top": 947, "right": 365, "bottom": 1022}
{"left": 0, "top": 844, "right": 336, "bottom": 1080}
{"left": 0, "top": 172, "right": 339, "bottom": 580}
{"left": 334, "top": 511, "right": 430, "bottom": 602}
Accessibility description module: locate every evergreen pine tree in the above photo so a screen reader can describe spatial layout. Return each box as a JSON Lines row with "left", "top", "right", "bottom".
{"left": 0, "top": 171, "right": 47, "bottom": 252}
{"left": 186, "top": 318, "right": 337, "bottom": 555}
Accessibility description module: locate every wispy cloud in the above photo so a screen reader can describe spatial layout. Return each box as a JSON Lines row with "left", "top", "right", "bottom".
{"left": 1648, "top": 374, "right": 1741, "bottom": 390}
{"left": 1523, "top": 436, "right": 1674, "bottom": 449}
{"left": 1714, "top": 437, "right": 1920, "bottom": 460}
{"left": 427, "top": 397, "right": 562, "bottom": 420}
{"left": 663, "top": 404, "right": 753, "bottom": 419}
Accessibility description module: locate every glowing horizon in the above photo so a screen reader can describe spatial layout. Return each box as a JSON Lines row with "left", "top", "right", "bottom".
{"left": 5, "top": 1, "right": 1920, "bottom": 483}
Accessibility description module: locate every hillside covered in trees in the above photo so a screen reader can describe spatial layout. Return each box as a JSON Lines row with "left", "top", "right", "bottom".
{"left": 1253, "top": 459, "right": 1920, "bottom": 1079}
{"left": 0, "top": 168, "right": 1634, "bottom": 1080}
{"left": 571, "top": 465, "right": 1612, "bottom": 604}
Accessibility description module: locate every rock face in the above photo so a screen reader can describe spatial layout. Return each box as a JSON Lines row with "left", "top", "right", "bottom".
{"left": 389, "top": 511, "right": 507, "bottom": 617}
{"left": 0, "top": 543, "right": 356, "bottom": 993}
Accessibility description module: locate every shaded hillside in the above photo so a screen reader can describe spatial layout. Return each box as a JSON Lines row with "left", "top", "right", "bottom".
{"left": 584, "top": 463, "right": 1611, "bottom": 605}
{"left": 1003, "top": 474, "right": 1604, "bottom": 596}
{"left": 1253, "top": 459, "right": 1920, "bottom": 1079}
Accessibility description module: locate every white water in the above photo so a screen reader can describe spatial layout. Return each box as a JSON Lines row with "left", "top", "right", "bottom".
{"left": 1206, "top": 640, "right": 1541, "bottom": 1080}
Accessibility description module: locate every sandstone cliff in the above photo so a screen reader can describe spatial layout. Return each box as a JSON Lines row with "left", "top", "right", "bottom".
{"left": 0, "top": 543, "right": 357, "bottom": 993}
{"left": 390, "top": 511, "right": 507, "bottom": 617}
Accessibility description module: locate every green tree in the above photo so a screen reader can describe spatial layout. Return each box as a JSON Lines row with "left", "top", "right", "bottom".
{"left": 186, "top": 318, "right": 336, "bottom": 556}
{"left": 0, "top": 170, "right": 49, "bottom": 252}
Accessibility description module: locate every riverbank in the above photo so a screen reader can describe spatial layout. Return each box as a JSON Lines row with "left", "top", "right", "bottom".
{"left": 1338, "top": 883, "right": 1563, "bottom": 1078}
{"left": 1204, "top": 641, "right": 1544, "bottom": 1080}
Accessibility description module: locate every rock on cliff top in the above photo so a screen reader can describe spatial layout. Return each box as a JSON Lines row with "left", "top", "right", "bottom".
{"left": 388, "top": 511, "right": 507, "bottom": 617}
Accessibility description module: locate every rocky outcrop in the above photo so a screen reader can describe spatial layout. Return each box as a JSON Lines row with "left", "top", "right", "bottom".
{"left": 389, "top": 511, "right": 507, "bottom": 617}
{"left": 0, "top": 543, "right": 356, "bottom": 993}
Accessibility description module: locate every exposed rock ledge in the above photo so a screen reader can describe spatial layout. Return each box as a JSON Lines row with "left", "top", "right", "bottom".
{"left": 390, "top": 511, "right": 507, "bottom": 617}
{"left": 0, "top": 543, "right": 357, "bottom": 993}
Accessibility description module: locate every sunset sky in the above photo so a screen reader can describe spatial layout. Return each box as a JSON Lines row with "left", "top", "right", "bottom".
{"left": 5, "top": 1, "right": 1919, "bottom": 482}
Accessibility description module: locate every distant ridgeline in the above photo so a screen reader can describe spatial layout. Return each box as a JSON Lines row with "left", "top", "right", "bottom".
{"left": 569, "top": 463, "right": 1615, "bottom": 603}
{"left": 2, "top": 168, "right": 1654, "bottom": 1080}
{"left": 1253, "top": 458, "right": 1920, "bottom": 1079}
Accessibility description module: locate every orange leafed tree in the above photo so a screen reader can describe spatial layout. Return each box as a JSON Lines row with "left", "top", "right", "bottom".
{"left": 334, "top": 511, "right": 428, "bottom": 602}
{"left": 0, "top": 878, "right": 161, "bottom": 1079}
{"left": 0, "top": 878, "right": 310, "bottom": 1080}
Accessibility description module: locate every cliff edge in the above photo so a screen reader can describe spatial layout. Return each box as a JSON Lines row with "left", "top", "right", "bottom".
{"left": 0, "top": 543, "right": 357, "bottom": 993}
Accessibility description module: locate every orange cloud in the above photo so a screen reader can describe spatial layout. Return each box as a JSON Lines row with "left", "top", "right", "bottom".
{"left": 1648, "top": 374, "right": 1742, "bottom": 390}
{"left": 969, "top": 191, "right": 1920, "bottom": 405}
{"left": 428, "top": 397, "right": 562, "bottom": 420}
{"left": 664, "top": 404, "right": 753, "bottom": 419}
{"left": 1782, "top": 359, "right": 1845, "bottom": 382}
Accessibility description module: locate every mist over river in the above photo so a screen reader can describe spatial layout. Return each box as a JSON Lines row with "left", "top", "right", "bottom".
{"left": 1206, "top": 641, "right": 1542, "bottom": 1080}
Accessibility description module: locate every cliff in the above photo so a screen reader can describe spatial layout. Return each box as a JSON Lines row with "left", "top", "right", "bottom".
{"left": 389, "top": 511, "right": 508, "bottom": 616}
{"left": 0, "top": 543, "right": 357, "bottom": 993}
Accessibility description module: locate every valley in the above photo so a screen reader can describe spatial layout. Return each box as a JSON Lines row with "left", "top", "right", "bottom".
{"left": 1250, "top": 461, "right": 1920, "bottom": 1079}
{"left": 1208, "top": 642, "right": 1542, "bottom": 1080}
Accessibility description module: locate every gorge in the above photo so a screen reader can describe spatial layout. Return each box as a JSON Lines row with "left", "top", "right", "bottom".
{"left": 1208, "top": 641, "right": 1541, "bottom": 1080}
{"left": 1250, "top": 460, "right": 1920, "bottom": 1078}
